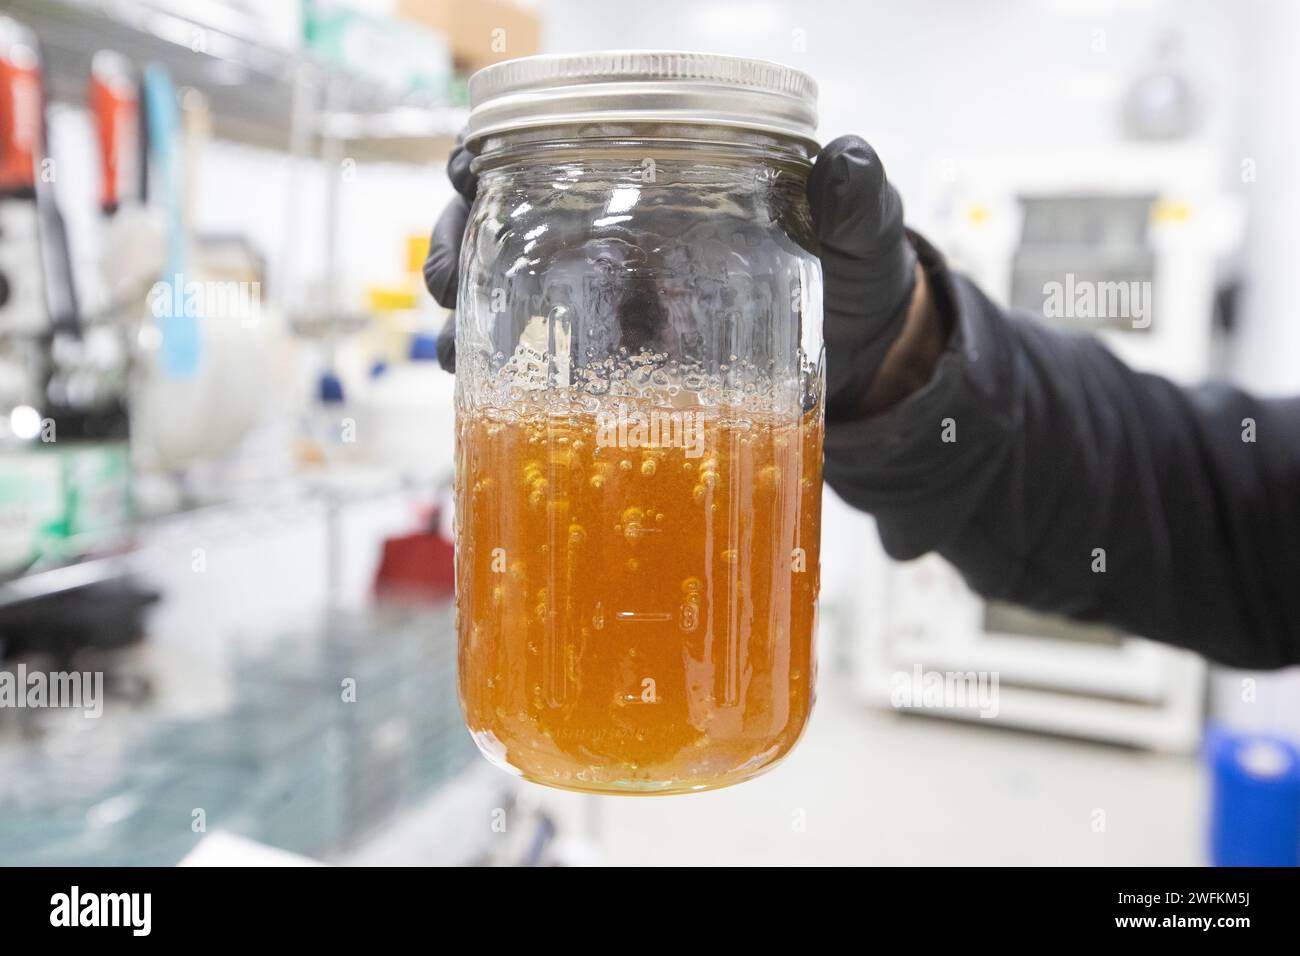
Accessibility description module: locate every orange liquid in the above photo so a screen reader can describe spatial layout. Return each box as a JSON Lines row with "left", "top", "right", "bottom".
{"left": 455, "top": 402, "right": 823, "bottom": 793}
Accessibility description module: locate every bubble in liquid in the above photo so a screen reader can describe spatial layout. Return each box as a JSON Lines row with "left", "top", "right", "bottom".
{"left": 622, "top": 507, "right": 645, "bottom": 541}
{"left": 568, "top": 523, "right": 586, "bottom": 545}
{"left": 641, "top": 459, "right": 657, "bottom": 477}
{"left": 721, "top": 549, "right": 740, "bottom": 564}
{"left": 681, "top": 576, "right": 703, "bottom": 593}
{"left": 626, "top": 558, "right": 641, "bottom": 572}
{"left": 619, "top": 459, "right": 633, "bottom": 472}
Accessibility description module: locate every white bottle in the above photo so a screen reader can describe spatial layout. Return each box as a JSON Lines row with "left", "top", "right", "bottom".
{"left": 360, "top": 333, "right": 456, "bottom": 482}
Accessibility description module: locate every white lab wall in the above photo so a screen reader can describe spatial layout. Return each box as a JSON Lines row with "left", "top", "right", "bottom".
{"left": 1231, "top": 0, "right": 1300, "bottom": 394}
{"left": 543, "top": 0, "right": 1246, "bottom": 205}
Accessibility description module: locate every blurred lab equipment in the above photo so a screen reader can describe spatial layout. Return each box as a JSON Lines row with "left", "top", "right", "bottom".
{"left": 130, "top": 79, "right": 280, "bottom": 474}
{"left": 0, "top": 0, "right": 491, "bottom": 870}
{"left": 0, "top": 575, "right": 158, "bottom": 719}
{"left": 90, "top": 50, "right": 168, "bottom": 318}
{"left": 356, "top": 332, "right": 455, "bottom": 480}
{"left": 1123, "top": 32, "right": 1199, "bottom": 142}
{"left": 373, "top": 503, "right": 455, "bottom": 602}
{"left": 0, "top": 21, "right": 134, "bottom": 577}
{"left": 0, "top": 17, "right": 54, "bottom": 338}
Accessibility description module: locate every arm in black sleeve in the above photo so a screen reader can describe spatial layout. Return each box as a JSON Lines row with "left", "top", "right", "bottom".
{"left": 824, "top": 234, "right": 1300, "bottom": 669}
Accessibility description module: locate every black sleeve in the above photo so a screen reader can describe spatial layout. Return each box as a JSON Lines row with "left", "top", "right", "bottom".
{"left": 823, "top": 234, "right": 1300, "bottom": 669}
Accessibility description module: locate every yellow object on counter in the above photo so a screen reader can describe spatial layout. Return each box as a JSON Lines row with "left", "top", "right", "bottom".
{"left": 407, "top": 234, "right": 428, "bottom": 276}
{"left": 368, "top": 286, "right": 419, "bottom": 312}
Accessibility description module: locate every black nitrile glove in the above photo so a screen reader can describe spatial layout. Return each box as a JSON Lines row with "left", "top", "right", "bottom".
{"left": 806, "top": 135, "right": 919, "bottom": 418}
{"left": 423, "top": 133, "right": 927, "bottom": 415}
{"left": 423, "top": 133, "right": 478, "bottom": 373}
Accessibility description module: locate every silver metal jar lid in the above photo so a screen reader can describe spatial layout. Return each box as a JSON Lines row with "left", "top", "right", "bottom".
{"left": 465, "top": 50, "right": 819, "bottom": 153}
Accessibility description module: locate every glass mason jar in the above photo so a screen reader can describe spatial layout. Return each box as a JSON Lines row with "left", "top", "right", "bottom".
{"left": 455, "top": 52, "right": 824, "bottom": 794}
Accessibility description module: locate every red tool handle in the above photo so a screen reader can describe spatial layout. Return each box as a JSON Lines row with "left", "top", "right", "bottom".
{"left": 90, "top": 51, "right": 137, "bottom": 215}
{"left": 0, "top": 42, "right": 42, "bottom": 197}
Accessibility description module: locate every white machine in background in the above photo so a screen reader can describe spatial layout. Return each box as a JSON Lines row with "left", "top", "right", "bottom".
{"left": 852, "top": 143, "right": 1246, "bottom": 753}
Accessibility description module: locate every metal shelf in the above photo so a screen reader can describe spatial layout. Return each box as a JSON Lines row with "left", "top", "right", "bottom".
{"left": 6, "top": 0, "right": 465, "bottom": 160}
{"left": 0, "top": 465, "right": 435, "bottom": 610}
{"left": 0, "top": 554, "right": 132, "bottom": 609}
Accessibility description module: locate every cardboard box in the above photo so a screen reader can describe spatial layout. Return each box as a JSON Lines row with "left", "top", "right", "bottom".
{"left": 398, "top": 0, "right": 541, "bottom": 74}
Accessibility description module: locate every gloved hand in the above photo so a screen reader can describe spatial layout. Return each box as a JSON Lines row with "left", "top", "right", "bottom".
{"left": 423, "top": 134, "right": 942, "bottom": 417}
{"left": 423, "top": 132, "right": 478, "bottom": 372}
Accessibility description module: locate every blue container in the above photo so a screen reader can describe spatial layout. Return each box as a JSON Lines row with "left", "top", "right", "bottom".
{"left": 1207, "top": 727, "right": 1300, "bottom": 867}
